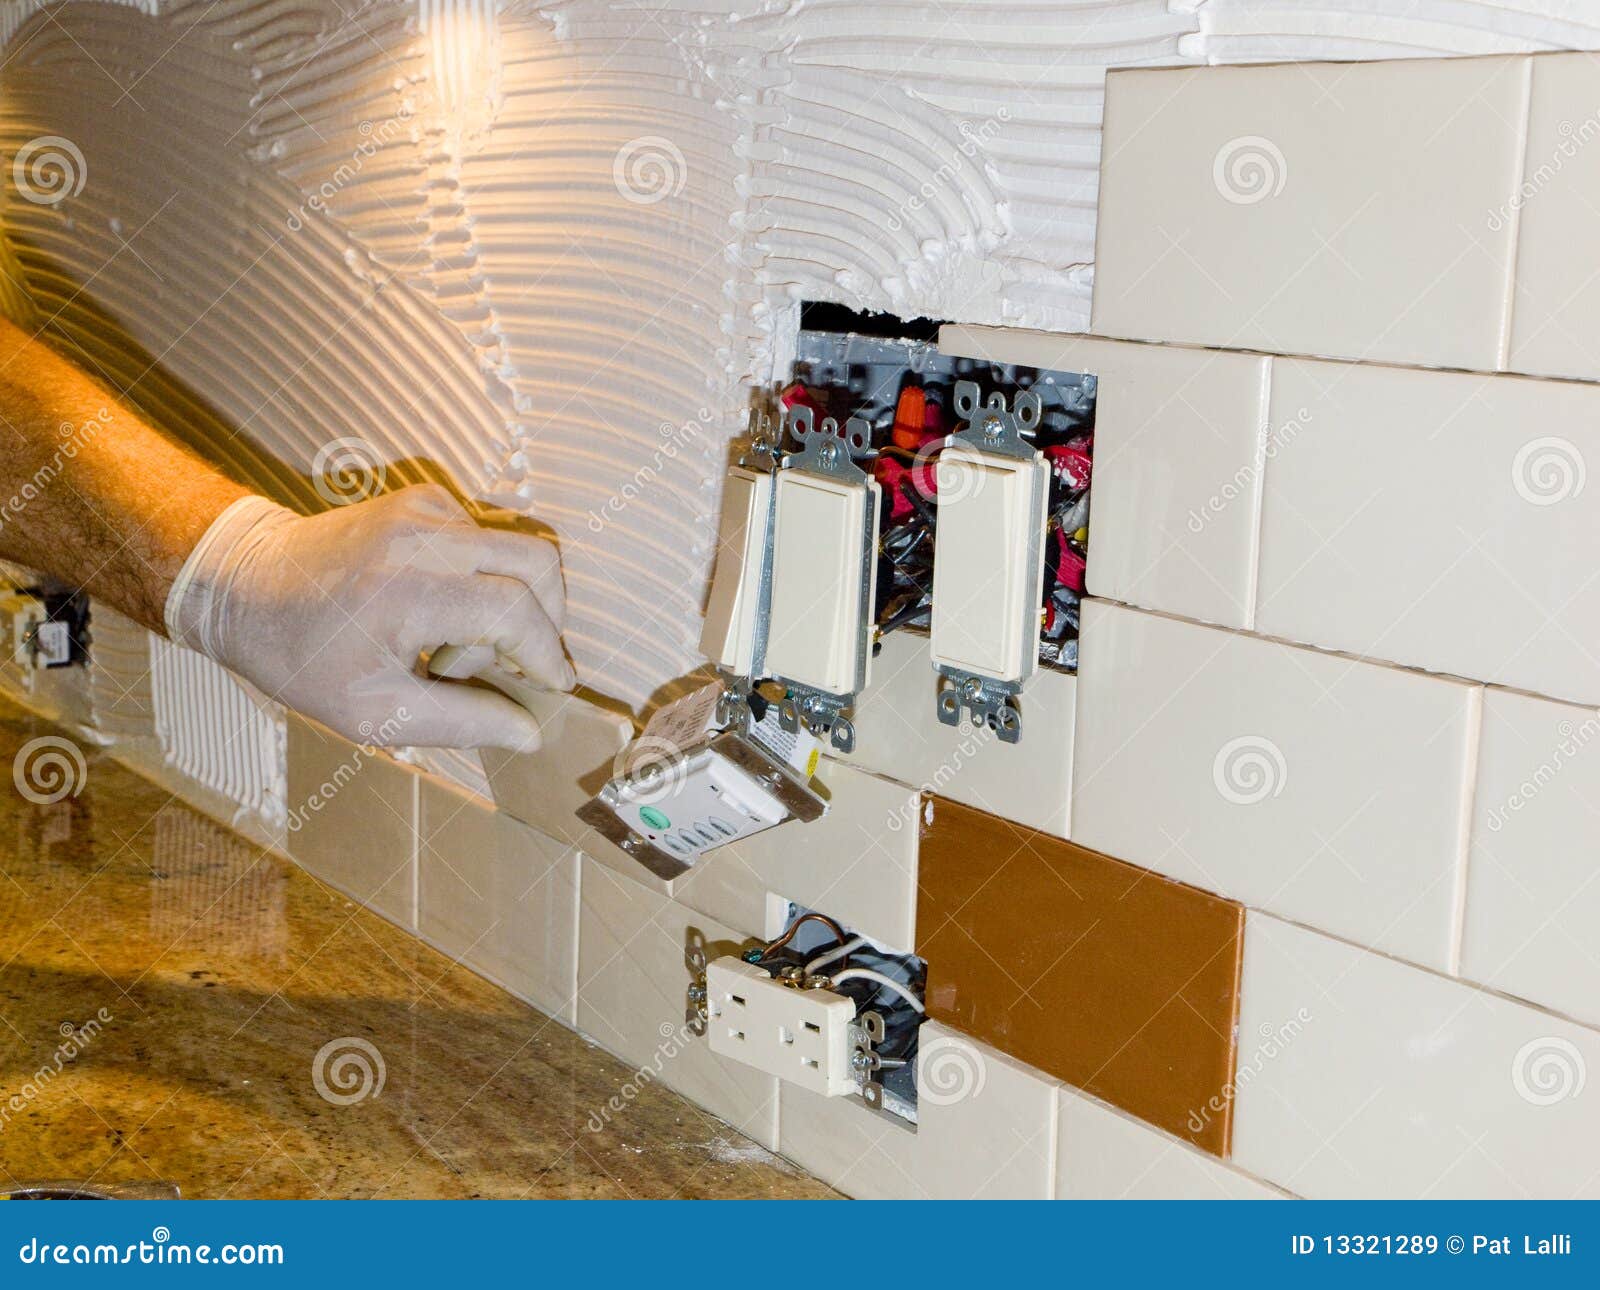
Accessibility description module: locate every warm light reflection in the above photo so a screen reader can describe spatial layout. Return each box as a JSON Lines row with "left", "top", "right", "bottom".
{"left": 420, "top": 0, "right": 499, "bottom": 123}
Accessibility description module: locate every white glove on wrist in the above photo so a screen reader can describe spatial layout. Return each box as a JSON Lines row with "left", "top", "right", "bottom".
{"left": 164, "top": 484, "right": 573, "bottom": 751}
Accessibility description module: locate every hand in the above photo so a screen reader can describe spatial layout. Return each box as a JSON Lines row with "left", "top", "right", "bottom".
{"left": 164, "top": 484, "right": 573, "bottom": 750}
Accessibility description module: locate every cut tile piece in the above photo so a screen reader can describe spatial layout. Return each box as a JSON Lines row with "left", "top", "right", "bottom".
{"left": 1057, "top": 1090, "right": 1286, "bottom": 1200}
{"left": 940, "top": 326, "right": 1270, "bottom": 630}
{"left": 1461, "top": 687, "right": 1600, "bottom": 1026}
{"left": 1092, "top": 56, "right": 1527, "bottom": 371}
{"left": 418, "top": 778, "right": 580, "bottom": 1023}
{"left": 576, "top": 857, "right": 778, "bottom": 1149}
{"left": 479, "top": 689, "right": 633, "bottom": 848}
{"left": 1235, "top": 912, "right": 1600, "bottom": 1198}
{"left": 1073, "top": 599, "right": 1479, "bottom": 971}
{"left": 1509, "top": 53, "right": 1600, "bottom": 380}
{"left": 681, "top": 760, "right": 920, "bottom": 949}
{"left": 839, "top": 630, "right": 1074, "bottom": 839}
{"left": 916, "top": 796, "right": 1243, "bottom": 1155}
{"left": 777, "top": 1021, "right": 1058, "bottom": 1199}
{"left": 285, "top": 714, "right": 417, "bottom": 927}
{"left": 1256, "top": 357, "right": 1600, "bottom": 706}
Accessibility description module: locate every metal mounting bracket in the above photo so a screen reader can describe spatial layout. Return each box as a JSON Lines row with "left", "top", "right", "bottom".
{"left": 778, "top": 687, "right": 856, "bottom": 754}
{"left": 851, "top": 1008, "right": 887, "bottom": 1108}
{"left": 740, "top": 405, "right": 783, "bottom": 473}
{"left": 951, "top": 379, "right": 1042, "bottom": 460}
{"left": 936, "top": 667, "right": 1024, "bottom": 743}
{"left": 685, "top": 929, "right": 709, "bottom": 1037}
{"left": 781, "top": 404, "right": 873, "bottom": 482}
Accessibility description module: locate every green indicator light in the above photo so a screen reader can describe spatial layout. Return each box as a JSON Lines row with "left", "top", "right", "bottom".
{"left": 639, "top": 806, "right": 671, "bottom": 830}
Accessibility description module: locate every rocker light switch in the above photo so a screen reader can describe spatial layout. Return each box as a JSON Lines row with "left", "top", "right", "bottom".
{"left": 930, "top": 445, "right": 1050, "bottom": 683}
{"left": 765, "top": 470, "right": 877, "bottom": 696}
{"left": 928, "top": 382, "right": 1049, "bottom": 743}
{"left": 699, "top": 466, "right": 772, "bottom": 677}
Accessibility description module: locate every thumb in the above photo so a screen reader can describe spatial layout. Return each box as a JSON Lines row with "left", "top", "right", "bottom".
{"left": 398, "top": 674, "right": 544, "bottom": 752}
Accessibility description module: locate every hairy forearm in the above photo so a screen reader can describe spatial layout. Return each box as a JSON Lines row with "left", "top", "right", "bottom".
{"left": 0, "top": 318, "right": 249, "bottom": 632}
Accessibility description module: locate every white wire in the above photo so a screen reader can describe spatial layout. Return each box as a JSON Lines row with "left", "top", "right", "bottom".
{"left": 805, "top": 935, "right": 869, "bottom": 973}
{"left": 828, "top": 968, "right": 925, "bottom": 1013}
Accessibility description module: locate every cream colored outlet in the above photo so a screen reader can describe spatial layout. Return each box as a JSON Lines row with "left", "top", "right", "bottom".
{"left": 764, "top": 454, "right": 880, "bottom": 700}
{"left": 699, "top": 466, "right": 773, "bottom": 676}
{"left": 930, "top": 446, "right": 1048, "bottom": 683}
{"left": 705, "top": 956, "right": 858, "bottom": 1098}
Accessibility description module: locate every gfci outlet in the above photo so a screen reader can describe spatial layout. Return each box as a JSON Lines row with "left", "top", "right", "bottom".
{"left": 705, "top": 957, "right": 857, "bottom": 1097}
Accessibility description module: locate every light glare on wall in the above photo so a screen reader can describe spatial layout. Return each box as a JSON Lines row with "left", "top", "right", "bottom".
{"left": 420, "top": 0, "right": 498, "bottom": 118}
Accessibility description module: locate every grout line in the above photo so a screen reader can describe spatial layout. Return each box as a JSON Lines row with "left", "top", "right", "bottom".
{"left": 1242, "top": 353, "right": 1272, "bottom": 633}
{"left": 1496, "top": 56, "right": 1535, "bottom": 372}
{"left": 1449, "top": 686, "right": 1486, "bottom": 978}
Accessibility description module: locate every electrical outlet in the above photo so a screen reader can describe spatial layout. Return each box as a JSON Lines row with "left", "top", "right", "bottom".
{"left": 0, "top": 591, "right": 69, "bottom": 670}
{"left": 705, "top": 956, "right": 859, "bottom": 1097}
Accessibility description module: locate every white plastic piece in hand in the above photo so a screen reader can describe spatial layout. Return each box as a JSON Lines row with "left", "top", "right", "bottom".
{"left": 705, "top": 956, "right": 858, "bottom": 1097}
{"left": 929, "top": 445, "right": 1050, "bottom": 684}
{"left": 426, "top": 643, "right": 552, "bottom": 743}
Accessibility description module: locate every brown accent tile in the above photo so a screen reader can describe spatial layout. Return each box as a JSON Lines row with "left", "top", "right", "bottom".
{"left": 916, "top": 797, "right": 1244, "bottom": 1155}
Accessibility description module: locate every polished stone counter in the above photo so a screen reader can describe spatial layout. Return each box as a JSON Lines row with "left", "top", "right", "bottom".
{"left": 0, "top": 698, "right": 833, "bottom": 1198}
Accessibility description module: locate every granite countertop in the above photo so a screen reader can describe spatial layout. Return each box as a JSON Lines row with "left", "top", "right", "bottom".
{"left": 0, "top": 697, "right": 833, "bottom": 1199}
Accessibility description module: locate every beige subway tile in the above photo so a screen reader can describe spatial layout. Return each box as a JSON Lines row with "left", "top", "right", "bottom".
{"left": 941, "top": 325, "right": 1270, "bottom": 630}
{"left": 286, "top": 713, "right": 416, "bottom": 927}
{"left": 576, "top": 857, "right": 778, "bottom": 1149}
{"left": 1462, "top": 687, "right": 1600, "bottom": 1026}
{"left": 1072, "top": 599, "right": 1478, "bottom": 971}
{"left": 1092, "top": 56, "right": 1526, "bottom": 371}
{"left": 417, "top": 778, "right": 579, "bottom": 1023}
{"left": 1234, "top": 911, "right": 1600, "bottom": 1198}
